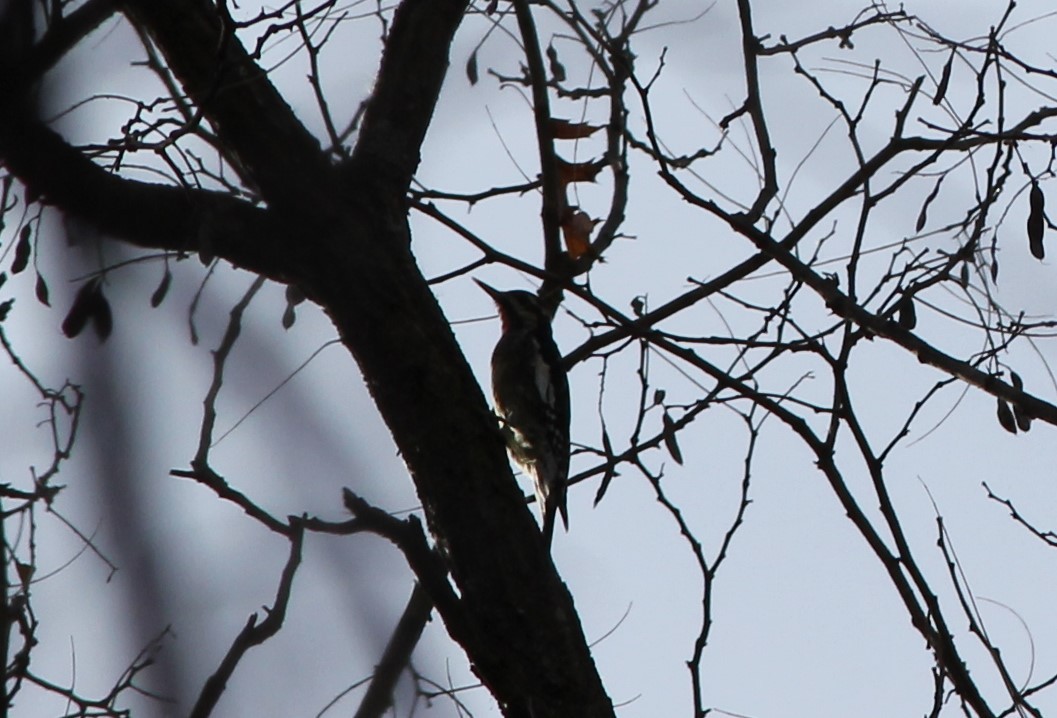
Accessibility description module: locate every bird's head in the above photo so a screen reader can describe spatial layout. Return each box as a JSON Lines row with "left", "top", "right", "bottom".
{"left": 475, "top": 280, "right": 547, "bottom": 331}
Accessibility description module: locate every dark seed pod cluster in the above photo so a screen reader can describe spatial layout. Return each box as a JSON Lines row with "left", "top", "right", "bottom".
{"left": 62, "top": 278, "right": 113, "bottom": 341}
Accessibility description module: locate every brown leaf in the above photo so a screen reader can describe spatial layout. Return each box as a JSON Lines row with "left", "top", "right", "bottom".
{"left": 546, "top": 44, "right": 566, "bottom": 83}
{"left": 557, "top": 157, "right": 604, "bottom": 186}
{"left": 550, "top": 118, "right": 603, "bottom": 140}
{"left": 561, "top": 209, "right": 595, "bottom": 259}
{"left": 14, "top": 560, "right": 33, "bottom": 586}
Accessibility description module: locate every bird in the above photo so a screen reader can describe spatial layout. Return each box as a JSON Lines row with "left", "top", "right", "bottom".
{"left": 476, "top": 280, "right": 570, "bottom": 546}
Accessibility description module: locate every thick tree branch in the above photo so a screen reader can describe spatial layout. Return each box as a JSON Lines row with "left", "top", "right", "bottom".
{"left": 121, "top": 0, "right": 333, "bottom": 216}
{"left": 0, "top": 118, "right": 291, "bottom": 280}
{"left": 342, "top": 0, "right": 468, "bottom": 194}
{"left": 27, "top": 0, "right": 118, "bottom": 84}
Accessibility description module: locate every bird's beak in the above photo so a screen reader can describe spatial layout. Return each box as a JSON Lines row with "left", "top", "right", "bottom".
{"left": 474, "top": 279, "right": 502, "bottom": 302}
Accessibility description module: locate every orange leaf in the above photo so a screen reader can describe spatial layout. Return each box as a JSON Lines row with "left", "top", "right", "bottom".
{"left": 562, "top": 209, "right": 596, "bottom": 258}
{"left": 550, "top": 118, "right": 604, "bottom": 140}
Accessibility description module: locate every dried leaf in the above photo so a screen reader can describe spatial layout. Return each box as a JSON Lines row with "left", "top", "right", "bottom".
{"left": 34, "top": 273, "right": 49, "bottom": 306}
{"left": 653, "top": 389, "right": 666, "bottom": 406}
{"left": 958, "top": 262, "right": 969, "bottom": 289}
{"left": 897, "top": 295, "right": 917, "bottom": 330}
{"left": 1028, "top": 181, "right": 1045, "bottom": 259}
{"left": 13, "top": 559, "right": 33, "bottom": 586}
{"left": 12, "top": 224, "right": 31, "bottom": 274}
{"left": 466, "top": 48, "right": 479, "bottom": 86}
{"left": 990, "top": 257, "right": 999, "bottom": 283}
{"left": 996, "top": 398, "right": 1017, "bottom": 434}
{"left": 282, "top": 302, "right": 297, "bottom": 329}
{"left": 933, "top": 51, "right": 953, "bottom": 105}
{"left": 0, "top": 299, "right": 12, "bottom": 323}
{"left": 561, "top": 209, "right": 595, "bottom": 259}
{"left": 151, "top": 267, "right": 172, "bottom": 308}
{"left": 550, "top": 118, "right": 603, "bottom": 140}
{"left": 661, "top": 411, "right": 683, "bottom": 465}
{"left": 557, "top": 157, "right": 604, "bottom": 186}
{"left": 631, "top": 296, "right": 645, "bottom": 316}
{"left": 546, "top": 44, "right": 566, "bottom": 82}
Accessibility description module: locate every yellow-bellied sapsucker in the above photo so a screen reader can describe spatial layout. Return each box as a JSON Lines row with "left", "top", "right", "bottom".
{"left": 476, "top": 280, "right": 570, "bottom": 546}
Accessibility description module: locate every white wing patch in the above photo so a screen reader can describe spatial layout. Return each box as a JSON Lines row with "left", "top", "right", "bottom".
{"left": 531, "top": 339, "right": 555, "bottom": 407}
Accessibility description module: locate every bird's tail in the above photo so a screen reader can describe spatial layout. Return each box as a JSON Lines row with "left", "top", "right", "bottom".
{"left": 540, "top": 480, "right": 568, "bottom": 550}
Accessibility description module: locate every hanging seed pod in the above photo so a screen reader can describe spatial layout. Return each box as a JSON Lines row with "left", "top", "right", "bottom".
{"left": 34, "top": 273, "right": 49, "bottom": 306}
{"left": 11, "top": 225, "right": 31, "bottom": 274}
{"left": 661, "top": 411, "right": 684, "bottom": 465}
{"left": 62, "top": 280, "right": 97, "bottom": 338}
{"left": 933, "top": 51, "right": 953, "bottom": 105}
{"left": 150, "top": 267, "right": 172, "bottom": 308}
{"left": 62, "top": 278, "right": 112, "bottom": 341}
{"left": 465, "top": 48, "right": 479, "bottom": 85}
{"left": 1028, "top": 181, "right": 1045, "bottom": 259}
{"left": 916, "top": 176, "right": 944, "bottom": 232}
{"left": 282, "top": 302, "right": 297, "bottom": 329}
{"left": 897, "top": 295, "right": 917, "bottom": 330}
